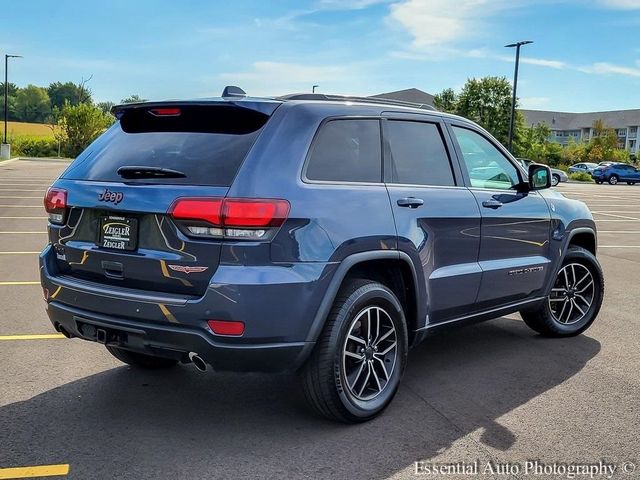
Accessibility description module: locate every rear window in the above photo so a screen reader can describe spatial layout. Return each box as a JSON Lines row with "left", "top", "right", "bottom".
{"left": 305, "top": 119, "right": 382, "bottom": 183}
{"left": 62, "top": 105, "right": 269, "bottom": 186}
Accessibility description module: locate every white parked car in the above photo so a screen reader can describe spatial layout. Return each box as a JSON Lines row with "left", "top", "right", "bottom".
{"left": 568, "top": 162, "right": 598, "bottom": 174}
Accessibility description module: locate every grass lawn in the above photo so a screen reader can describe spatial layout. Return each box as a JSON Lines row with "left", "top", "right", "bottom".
{"left": 6, "top": 121, "right": 58, "bottom": 138}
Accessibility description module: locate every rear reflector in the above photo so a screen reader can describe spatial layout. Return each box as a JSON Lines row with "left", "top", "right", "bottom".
{"left": 44, "top": 187, "right": 67, "bottom": 224}
{"left": 208, "top": 320, "right": 245, "bottom": 336}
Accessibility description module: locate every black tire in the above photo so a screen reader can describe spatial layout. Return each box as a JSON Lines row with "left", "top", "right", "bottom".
{"left": 520, "top": 246, "right": 604, "bottom": 337}
{"left": 595, "top": 180, "right": 602, "bottom": 184}
{"left": 608, "top": 175, "right": 619, "bottom": 185}
{"left": 628, "top": 182, "right": 636, "bottom": 185}
{"left": 106, "top": 346, "right": 178, "bottom": 369}
{"left": 302, "top": 279, "right": 408, "bottom": 423}
{"left": 551, "top": 174, "right": 560, "bottom": 186}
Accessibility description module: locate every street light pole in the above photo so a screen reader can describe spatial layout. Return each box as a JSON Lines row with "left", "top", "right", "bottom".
{"left": 312, "top": 84, "right": 319, "bottom": 93}
{"left": 505, "top": 41, "right": 532, "bottom": 152}
{"left": 3, "top": 54, "right": 22, "bottom": 145}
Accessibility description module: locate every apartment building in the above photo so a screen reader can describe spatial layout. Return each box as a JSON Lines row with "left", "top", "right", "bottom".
{"left": 521, "top": 109, "right": 640, "bottom": 155}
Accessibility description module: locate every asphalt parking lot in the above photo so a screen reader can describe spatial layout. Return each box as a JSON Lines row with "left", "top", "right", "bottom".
{"left": 0, "top": 159, "right": 638, "bottom": 480}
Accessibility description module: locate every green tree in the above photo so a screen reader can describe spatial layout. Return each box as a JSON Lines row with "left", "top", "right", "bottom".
{"left": 0, "top": 82, "right": 19, "bottom": 121}
{"left": 561, "top": 138, "right": 587, "bottom": 164}
{"left": 452, "top": 76, "right": 519, "bottom": 147}
{"left": 433, "top": 88, "right": 457, "bottom": 113}
{"left": 47, "top": 81, "right": 92, "bottom": 110}
{"left": 121, "top": 94, "right": 146, "bottom": 104}
{"left": 14, "top": 85, "right": 51, "bottom": 122}
{"left": 517, "top": 122, "right": 556, "bottom": 163}
{"left": 58, "top": 102, "right": 114, "bottom": 157}
{"left": 96, "top": 101, "right": 115, "bottom": 115}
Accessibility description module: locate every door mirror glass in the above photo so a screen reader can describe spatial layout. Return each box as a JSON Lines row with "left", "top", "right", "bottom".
{"left": 529, "top": 164, "right": 551, "bottom": 190}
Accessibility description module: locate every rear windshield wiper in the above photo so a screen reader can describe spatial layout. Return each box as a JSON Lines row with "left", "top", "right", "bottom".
{"left": 117, "top": 166, "right": 187, "bottom": 179}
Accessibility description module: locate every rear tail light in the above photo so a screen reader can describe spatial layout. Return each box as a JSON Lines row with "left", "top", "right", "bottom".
{"left": 169, "top": 197, "right": 290, "bottom": 240}
{"left": 44, "top": 187, "right": 67, "bottom": 224}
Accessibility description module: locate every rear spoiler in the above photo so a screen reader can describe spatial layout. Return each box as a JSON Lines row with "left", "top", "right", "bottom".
{"left": 111, "top": 98, "right": 282, "bottom": 119}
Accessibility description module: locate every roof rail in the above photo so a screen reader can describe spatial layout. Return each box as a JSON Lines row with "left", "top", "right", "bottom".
{"left": 277, "top": 93, "right": 437, "bottom": 111}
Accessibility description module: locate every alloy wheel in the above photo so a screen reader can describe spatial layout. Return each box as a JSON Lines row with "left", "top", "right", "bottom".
{"left": 341, "top": 306, "right": 398, "bottom": 401}
{"left": 548, "top": 263, "right": 595, "bottom": 325}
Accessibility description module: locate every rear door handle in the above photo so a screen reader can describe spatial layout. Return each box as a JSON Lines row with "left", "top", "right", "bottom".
{"left": 482, "top": 199, "right": 503, "bottom": 209}
{"left": 397, "top": 197, "right": 424, "bottom": 208}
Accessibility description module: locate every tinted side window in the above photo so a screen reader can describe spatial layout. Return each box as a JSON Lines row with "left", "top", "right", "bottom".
{"left": 452, "top": 126, "right": 520, "bottom": 190}
{"left": 386, "top": 121, "right": 455, "bottom": 186}
{"left": 306, "top": 119, "right": 381, "bottom": 183}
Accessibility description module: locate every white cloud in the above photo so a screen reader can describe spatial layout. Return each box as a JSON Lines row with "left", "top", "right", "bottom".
{"left": 496, "top": 54, "right": 566, "bottom": 69}
{"left": 520, "top": 57, "right": 567, "bottom": 69}
{"left": 598, "top": 0, "right": 640, "bottom": 9}
{"left": 317, "top": 0, "right": 392, "bottom": 9}
{"left": 520, "top": 96, "right": 551, "bottom": 108}
{"left": 217, "top": 61, "right": 367, "bottom": 96}
{"left": 388, "top": 0, "right": 524, "bottom": 50}
{"left": 578, "top": 62, "right": 640, "bottom": 77}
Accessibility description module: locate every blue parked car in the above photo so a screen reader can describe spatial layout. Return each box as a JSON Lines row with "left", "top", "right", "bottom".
{"left": 591, "top": 163, "right": 640, "bottom": 185}
{"left": 40, "top": 88, "right": 604, "bottom": 422}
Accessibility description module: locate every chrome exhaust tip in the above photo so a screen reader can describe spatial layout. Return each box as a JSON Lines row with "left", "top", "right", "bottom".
{"left": 188, "top": 352, "right": 207, "bottom": 372}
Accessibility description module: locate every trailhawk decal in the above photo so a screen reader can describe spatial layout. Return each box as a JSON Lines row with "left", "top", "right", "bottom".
{"left": 508, "top": 266, "right": 544, "bottom": 276}
{"left": 167, "top": 265, "right": 209, "bottom": 274}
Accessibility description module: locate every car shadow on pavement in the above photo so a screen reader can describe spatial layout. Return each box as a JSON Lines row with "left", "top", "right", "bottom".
{"left": 0, "top": 316, "right": 600, "bottom": 479}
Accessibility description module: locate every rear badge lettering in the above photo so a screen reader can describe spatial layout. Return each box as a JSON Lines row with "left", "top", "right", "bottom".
{"left": 508, "top": 266, "right": 544, "bottom": 276}
{"left": 98, "top": 188, "right": 124, "bottom": 205}
{"left": 168, "top": 265, "right": 209, "bottom": 274}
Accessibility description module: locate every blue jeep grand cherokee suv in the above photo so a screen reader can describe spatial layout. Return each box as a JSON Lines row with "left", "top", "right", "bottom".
{"left": 40, "top": 89, "right": 604, "bottom": 422}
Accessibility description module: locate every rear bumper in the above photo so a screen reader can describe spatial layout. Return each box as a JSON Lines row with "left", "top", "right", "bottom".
{"left": 40, "top": 245, "right": 337, "bottom": 372}
{"left": 46, "top": 300, "right": 307, "bottom": 372}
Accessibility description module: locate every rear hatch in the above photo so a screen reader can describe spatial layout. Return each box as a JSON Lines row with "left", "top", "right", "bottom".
{"left": 47, "top": 100, "right": 279, "bottom": 297}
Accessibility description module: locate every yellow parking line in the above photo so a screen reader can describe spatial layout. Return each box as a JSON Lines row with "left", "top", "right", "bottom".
{"left": 0, "top": 464, "right": 69, "bottom": 479}
{"left": 0, "top": 281, "right": 40, "bottom": 285}
{"left": 0, "top": 334, "right": 65, "bottom": 341}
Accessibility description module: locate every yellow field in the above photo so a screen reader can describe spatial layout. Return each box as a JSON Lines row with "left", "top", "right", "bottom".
{"left": 6, "top": 121, "right": 57, "bottom": 138}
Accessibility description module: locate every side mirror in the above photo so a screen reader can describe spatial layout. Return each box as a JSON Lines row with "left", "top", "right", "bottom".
{"left": 528, "top": 164, "right": 552, "bottom": 190}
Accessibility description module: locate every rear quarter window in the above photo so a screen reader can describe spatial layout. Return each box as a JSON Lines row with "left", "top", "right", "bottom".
{"left": 305, "top": 119, "right": 382, "bottom": 183}
{"left": 62, "top": 105, "right": 269, "bottom": 187}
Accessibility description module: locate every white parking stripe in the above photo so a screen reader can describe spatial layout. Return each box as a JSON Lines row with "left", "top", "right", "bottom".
{"left": 0, "top": 189, "right": 46, "bottom": 192}
{"left": 591, "top": 212, "right": 640, "bottom": 220}
{"left": 0, "top": 196, "right": 43, "bottom": 199}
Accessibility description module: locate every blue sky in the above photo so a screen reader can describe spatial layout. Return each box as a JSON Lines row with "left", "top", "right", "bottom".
{"left": 3, "top": 0, "right": 640, "bottom": 112}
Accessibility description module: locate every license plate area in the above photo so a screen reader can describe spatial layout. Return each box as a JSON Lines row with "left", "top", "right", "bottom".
{"left": 98, "top": 215, "right": 138, "bottom": 251}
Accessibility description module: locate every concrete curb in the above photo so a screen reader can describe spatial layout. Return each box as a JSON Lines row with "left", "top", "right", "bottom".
{"left": 13, "top": 157, "right": 73, "bottom": 162}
